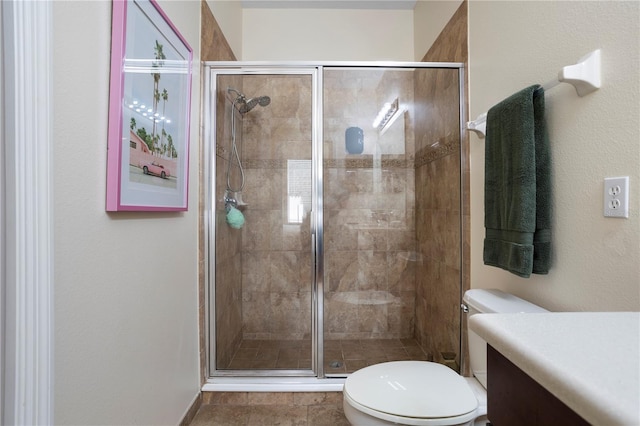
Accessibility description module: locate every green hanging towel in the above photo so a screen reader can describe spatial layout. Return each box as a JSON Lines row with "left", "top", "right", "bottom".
{"left": 483, "top": 85, "right": 551, "bottom": 278}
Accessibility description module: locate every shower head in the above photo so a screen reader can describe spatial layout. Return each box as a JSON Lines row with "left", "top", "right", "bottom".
{"left": 227, "top": 87, "right": 247, "bottom": 108}
{"left": 227, "top": 87, "right": 244, "bottom": 99}
{"left": 238, "top": 96, "right": 271, "bottom": 114}
{"left": 227, "top": 87, "right": 270, "bottom": 114}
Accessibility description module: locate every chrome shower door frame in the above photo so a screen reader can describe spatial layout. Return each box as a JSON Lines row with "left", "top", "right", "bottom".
{"left": 204, "top": 65, "right": 322, "bottom": 379}
{"left": 203, "top": 61, "right": 466, "bottom": 388}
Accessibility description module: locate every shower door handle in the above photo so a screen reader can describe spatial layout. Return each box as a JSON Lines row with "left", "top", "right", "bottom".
{"left": 310, "top": 209, "right": 316, "bottom": 250}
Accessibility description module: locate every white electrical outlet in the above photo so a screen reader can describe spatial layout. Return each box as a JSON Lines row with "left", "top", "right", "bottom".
{"left": 604, "top": 176, "right": 629, "bottom": 218}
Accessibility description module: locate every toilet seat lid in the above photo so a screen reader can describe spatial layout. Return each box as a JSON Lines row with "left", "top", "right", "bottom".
{"left": 344, "top": 361, "right": 478, "bottom": 420}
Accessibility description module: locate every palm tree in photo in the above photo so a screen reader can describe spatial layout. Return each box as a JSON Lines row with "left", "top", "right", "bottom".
{"left": 161, "top": 128, "right": 168, "bottom": 159}
{"left": 152, "top": 133, "right": 160, "bottom": 157}
{"left": 161, "top": 88, "right": 168, "bottom": 114}
{"left": 152, "top": 88, "right": 161, "bottom": 150}
{"left": 167, "top": 134, "right": 176, "bottom": 159}
{"left": 130, "top": 117, "right": 137, "bottom": 130}
{"left": 151, "top": 40, "right": 165, "bottom": 143}
{"left": 160, "top": 88, "right": 168, "bottom": 153}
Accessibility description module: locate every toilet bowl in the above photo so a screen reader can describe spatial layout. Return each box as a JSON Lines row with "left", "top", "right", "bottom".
{"left": 343, "top": 361, "right": 482, "bottom": 426}
{"left": 343, "top": 289, "right": 547, "bottom": 426}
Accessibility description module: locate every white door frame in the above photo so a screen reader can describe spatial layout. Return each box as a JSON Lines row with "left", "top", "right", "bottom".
{"left": 2, "top": 0, "right": 54, "bottom": 424}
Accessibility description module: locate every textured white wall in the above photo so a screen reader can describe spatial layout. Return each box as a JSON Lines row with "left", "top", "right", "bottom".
{"left": 468, "top": 1, "right": 640, "bottom": 311}
{"left": 209, "top": 0, "right": 456, "bottom": 61}
{"left": 242, "top": 8, "right": 414, "bottom": 61}
{"left": 52, "top": 1, "right": 200, "bottom": 423}
{"left": 206, "top": 0, "right": 243, "bottom": 58}
{"left": 413, "top": 0, "right": 462, "bottom": 60}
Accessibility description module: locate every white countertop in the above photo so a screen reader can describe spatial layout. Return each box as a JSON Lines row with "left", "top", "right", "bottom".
{"left": 469, "top": 312, "right": 640, "bottom": 426}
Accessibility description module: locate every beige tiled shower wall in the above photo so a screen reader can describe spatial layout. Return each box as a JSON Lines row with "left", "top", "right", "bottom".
{"left": 323, "top": 69, "right": 417, "bottom": 340}
{"left": 415, "top": 0, "right": 469, "bottom": 369}
{"left": 238, "top": 75, "right": 314, "bottom": 341}
{"left": 214, "top": 74, "right": 244, "bottom": 368}
{"left": 200, "top": 1, "right": 238, "bottom": 378}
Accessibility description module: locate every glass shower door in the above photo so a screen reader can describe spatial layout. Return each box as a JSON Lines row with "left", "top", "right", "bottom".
{"left": 321, "top": 67, "right": 421, "bottom": 375}
{"left": 210, "top": 70, "right": 317, "bottom": 375}
{"left": 205, "top": 63, "right": 464, "bottom": 381}
{"left": 322, "top": 66, "right": 463, "bottom": 376}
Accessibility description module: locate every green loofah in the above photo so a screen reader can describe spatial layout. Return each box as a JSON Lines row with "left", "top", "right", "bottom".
{"left": 226, "top": 206, "right": 245, "bottom": 229}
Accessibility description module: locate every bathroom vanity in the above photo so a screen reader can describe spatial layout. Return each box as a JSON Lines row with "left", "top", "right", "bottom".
{"left": 469, "top": 312, "right": 640, "bottom": 426}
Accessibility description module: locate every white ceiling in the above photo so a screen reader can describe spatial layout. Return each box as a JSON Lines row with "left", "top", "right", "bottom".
{"left": 241, "top": 0, "right": 417, "bottom": 10}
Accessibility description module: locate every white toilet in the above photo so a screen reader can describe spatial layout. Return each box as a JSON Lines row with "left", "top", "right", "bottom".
{"left": 343, "top": 289, "right": 548, "bottom": 426}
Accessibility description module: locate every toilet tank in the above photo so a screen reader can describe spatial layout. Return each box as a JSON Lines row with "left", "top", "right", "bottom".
{"left": 463, "top": 289, "right": 548, "bottom": 388}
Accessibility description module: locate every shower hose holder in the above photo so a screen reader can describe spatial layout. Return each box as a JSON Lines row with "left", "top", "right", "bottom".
{"left": 224, "top": 190, "right": 237, "bottom": 211}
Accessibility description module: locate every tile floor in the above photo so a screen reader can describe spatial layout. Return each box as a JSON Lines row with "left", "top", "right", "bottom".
{"left": 222, "top": 338, "right": 430, "bottom": 374}
{"left": 188, "top": 392, "right": 350, "bottom": 426}
{"left": 195, "top": 339, "right": 430, "bottom": 424}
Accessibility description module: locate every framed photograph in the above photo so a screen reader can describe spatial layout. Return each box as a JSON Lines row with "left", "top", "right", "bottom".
{"left": 106, "top": 0, "right": 193, "bottom": 211}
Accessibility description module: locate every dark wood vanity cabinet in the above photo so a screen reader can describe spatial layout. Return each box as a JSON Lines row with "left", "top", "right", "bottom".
{"left": 486, "top": 345, "right": 590, "bottom": 426}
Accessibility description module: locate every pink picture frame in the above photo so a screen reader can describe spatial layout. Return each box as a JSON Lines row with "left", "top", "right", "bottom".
{"left": 106, "top": 0, "right": 193, "bottom": 211}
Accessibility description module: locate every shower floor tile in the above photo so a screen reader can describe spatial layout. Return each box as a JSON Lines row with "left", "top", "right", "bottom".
{"left": 323, "top": 338, "right": 429, "bottom": 374}
{"left": 221, "top": 338, "right": 429, "bottom": 374}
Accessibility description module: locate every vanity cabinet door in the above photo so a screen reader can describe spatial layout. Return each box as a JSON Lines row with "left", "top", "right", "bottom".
{"left": 487, "top": 345, "right": 589, "bottom": 426}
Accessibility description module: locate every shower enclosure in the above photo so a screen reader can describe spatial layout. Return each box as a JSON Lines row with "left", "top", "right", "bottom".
{"left": 203, "top": 62, "right": 465, "bottom": 383}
